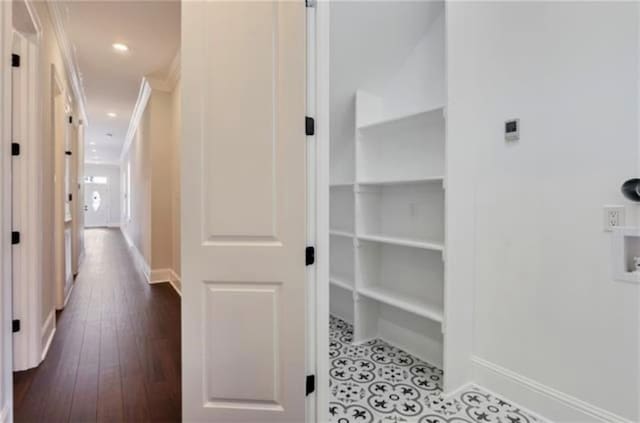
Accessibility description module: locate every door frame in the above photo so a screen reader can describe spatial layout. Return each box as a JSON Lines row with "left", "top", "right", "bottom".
{"left": 1, "top": 0, "right": 14, "bottom": 420}
{"left": 11, "top": 0, "right": 43, "bottom": 372}
{"left": 308, "top": 2, "right": 330, "bottom": 422}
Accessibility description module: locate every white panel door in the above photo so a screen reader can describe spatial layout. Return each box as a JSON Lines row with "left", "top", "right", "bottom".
{"left": 181, "top": 1, "right": 306, "bottom": 422}
{"left": 84, "top": 183, "right": 109, "bottom": 227}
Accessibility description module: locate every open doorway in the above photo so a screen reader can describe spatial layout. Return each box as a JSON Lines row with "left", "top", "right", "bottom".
{"left": 9, "top": 1, "right": 182, "bottom": 422}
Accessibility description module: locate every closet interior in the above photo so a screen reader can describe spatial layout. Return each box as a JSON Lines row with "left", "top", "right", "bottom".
{"left": 329, "top": 1, "right": 447, "bottom": 370}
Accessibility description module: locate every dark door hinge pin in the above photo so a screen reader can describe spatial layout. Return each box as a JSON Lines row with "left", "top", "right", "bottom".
{"left": 305, "top": 374, "right": 315, "bottom": 396}
{"left": 306, "top": 246, "right": 315, "bottom": 266}
{"left": 305, "top": 117, "right": 315, "bottom": 136}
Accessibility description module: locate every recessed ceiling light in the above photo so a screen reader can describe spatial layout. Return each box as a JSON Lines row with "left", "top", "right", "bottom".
{"left": 91, "top": 149, "right": 97, "bottom": 153}
{"left": 107, "top": 112, "right": 117, "bottom": 118}
{"left": 112, "top": 43, "right": 129, "bottom": 52}
{"left": 90, "top": 142, "right": 95, "bottom": 145}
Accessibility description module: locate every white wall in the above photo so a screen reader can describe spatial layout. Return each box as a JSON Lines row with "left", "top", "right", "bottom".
{"left": 329, "top": 1, "right": 443, "bottom": 184}
{"left": 84, "top": 163, "right": 121, "bottom": 227}
{"left": 447, "top": 2, "right": 639, "bottom": 421}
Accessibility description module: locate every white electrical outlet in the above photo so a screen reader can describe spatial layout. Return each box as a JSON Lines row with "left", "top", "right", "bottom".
{"left": 604, "top": 206, "right": 625, "bottom": 231}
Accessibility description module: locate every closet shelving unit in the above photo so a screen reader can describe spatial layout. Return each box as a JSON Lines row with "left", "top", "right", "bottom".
{"left": 330, "top": 88, "right": 446, "bottom": 366}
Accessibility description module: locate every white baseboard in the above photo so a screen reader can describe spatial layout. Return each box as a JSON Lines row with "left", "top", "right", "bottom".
{"left": 0, "top": 402, "right": 10, "bottom": 423}
{"left": 63, "top": 279, "right": 73, "bottom": 308}
{"left": 120, "top": 228, "right": 150, "bottom": 282}
{"left": 149, "top": 268, "right": 182, "bottom": 296}
{"left": 150, "top": 268, "right": 171, "bottom": 284}
{"left": 41, "top": 310, "right": 56, "bottom": 361}
{"left": 169, "top": 269, "right": 181, "bottom": 296}
{"left": 472, "top": 356, "right": 633, "bottom": 423}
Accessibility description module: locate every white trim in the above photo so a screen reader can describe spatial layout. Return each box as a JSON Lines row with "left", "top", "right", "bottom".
{"left": 120, "top": 228, "right": 150, "bottom": 282}
{"left": 149, "top": 268, "right": 181, "bottom": 295}
{"left": 472, "top": 356, "right": 633, "bottom": 423}
{"left": 120, "top": 78, "right": 151, "bottom": 161}
{"left": 166, "top": 49, "right": 181, "bottom": 89}
{"left": 313, "top": 2, "right": 331, "bottom": 423}
{"left": 0, "top": 403, "right": 9, "bottom": 423}
{"left": 11, "top": 30, "right": 43, "bottom": 372}
{"left": 169, "top": 269, "right": 181, "bottom": 296}
{"left": 62, "top": 280, "right": 73, "bottom": 307}
{"left": 21, "top": 0, "right": 42, "bottom": 41}
{"left": 45, "top": 1, "right": 88, "bottom": 125}
{"left": 146, "top": 51, "right": 181, "bottom": 93}
{"left": 149, "top": 268, "right": 171, "bottom": 284}
{"left": 40, "top": 309, "right": 56, "bottom": 361}
{"left": 1, "top": 2, "right": 14, "bottom": 417}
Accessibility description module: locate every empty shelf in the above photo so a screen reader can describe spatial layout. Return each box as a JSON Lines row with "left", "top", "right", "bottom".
{"left": 357, "top": 106, "right": 445, "bottom": 131}
{"left": 357, "top": 285, "right": 443, "bottom": 323}
{"left": 330, "top": 276, "right": 354, "bottom": 291}
{"left": 358, "top": 176, "right": 444, "bottom": 187}
{"left": 358, "top": 234, "right": 444, "bottom": 252}
{"left": 330, "top": 182, "right": 354, "bottom": 188}
{"left": 330, "top": 230, "right": 354, "bottom": 238}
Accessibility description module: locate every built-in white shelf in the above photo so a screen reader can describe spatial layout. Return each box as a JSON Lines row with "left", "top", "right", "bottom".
{"left": 358, "top": 234, "right": 444, "bottom": 252}
{"left": 330, "top": 182, "right": 354, "bottom": 188}
{"left": 357, "top": 285, "right": 443, "bottom": 323}
{"left": 358, "top": 176, "right": 444, "bottom": 187}
{"left": 330, "top": 229, "right": 354, "bottom": 238}
{"left": 357, "top": 105, "right": 445, "bottom": 132}
{"left": 330, "top": 276, "right": 354, "bottom": 291}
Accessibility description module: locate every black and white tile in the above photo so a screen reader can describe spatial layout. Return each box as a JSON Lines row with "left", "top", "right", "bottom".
{"left": 329, "top": 316, "right": 543, "bottom": 423}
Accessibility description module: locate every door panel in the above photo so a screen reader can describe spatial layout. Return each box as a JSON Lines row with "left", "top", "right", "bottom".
{"left": 84, "top": 183, "right": 108, "bottom": 227}
{"left": 182, "top": 1, "right": 306, "bottom": 421}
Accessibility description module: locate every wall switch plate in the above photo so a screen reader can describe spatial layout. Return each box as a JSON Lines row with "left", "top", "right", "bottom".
{"left": 604, "top": 205, "right": 625, "bottom": 231}
{"left": 505, "top": 118, "right": 520, "bottom": 141}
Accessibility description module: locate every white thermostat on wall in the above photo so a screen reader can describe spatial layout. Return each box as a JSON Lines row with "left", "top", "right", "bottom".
{"left": 505, "top": 119, "right": 520, "bottom": 141}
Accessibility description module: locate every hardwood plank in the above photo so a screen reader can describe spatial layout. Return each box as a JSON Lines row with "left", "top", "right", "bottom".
{"left": 14, "top": 228, "right": 181, "bottom": 423}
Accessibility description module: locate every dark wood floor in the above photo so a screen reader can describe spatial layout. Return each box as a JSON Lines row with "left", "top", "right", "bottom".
{"left": 14, "top": 228, "right": 181, "bottom": 423}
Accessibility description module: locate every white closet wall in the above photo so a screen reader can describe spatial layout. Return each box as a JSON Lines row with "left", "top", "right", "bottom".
{"left": 329, "top": 1, "right": 446, "bottom": 368}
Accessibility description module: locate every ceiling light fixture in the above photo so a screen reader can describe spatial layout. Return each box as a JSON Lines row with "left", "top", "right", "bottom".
{"left": 107, "top": 112, "right": 117, "bottom": 118}
{"left": 112, "top": 43, "right": 129, "bottom": 52}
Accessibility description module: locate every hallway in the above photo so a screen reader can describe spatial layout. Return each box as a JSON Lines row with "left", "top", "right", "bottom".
{"left": 13, "top": 229, "right": 181, "bottom": 423}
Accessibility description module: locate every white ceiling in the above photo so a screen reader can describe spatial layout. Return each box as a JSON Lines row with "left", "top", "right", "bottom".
{"left": 60, "top": 1, "right": 180, "bottom": 164}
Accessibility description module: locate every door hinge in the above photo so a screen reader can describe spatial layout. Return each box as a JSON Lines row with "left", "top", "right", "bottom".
{"left": 305, "top": 374, "right": 315, "bottom": 396}
{"left": 305, "top": 0, "right": 316, "bottom": 7}
{"left": 305, "top": 116, "right": 315, "bottom": 136}
{"left": 65, "top": 150, "right": 72, "bottom": 156}
{"left": 12, "top": 320, "right": 20, "bottom": 333}
{"left": 11, "top": 143, "right": 20, "bottom": 156}
{"left": 68, "top": 193, "right": 73, "bottom": 202}
{"left": 11, "top": 54, "right": 20, "bottom": 68}
{"left": 306, "top": 246, "right": 315, "bottom": 266}
{"left": 68, "top": 116, "right": 73, "bottom": 124}
{"left": 11, "top": 231, "right": 20, "bottom": 245}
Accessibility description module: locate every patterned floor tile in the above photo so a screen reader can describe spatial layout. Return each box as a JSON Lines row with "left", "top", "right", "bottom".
{"left": 329, "top": 316, "right": 543, "bottom": 423}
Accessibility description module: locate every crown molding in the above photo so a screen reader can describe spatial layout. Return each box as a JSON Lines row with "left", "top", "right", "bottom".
{"left": 46, "top": 0, "right": 89, "bottom": 125}
{"left": 120, "top": 77, "right": 152, "bottom": 162}
{"left": 166, "top": 49, "right": 180, "bottom": 89}
{"left": 21, "top": 0, "right": 43, "bottom": 40}
{"left": 146, "top": 49, "right": 181, "bottom": 92}
{"left": 145, "top": 76, "right": 172, "bottom": 92}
